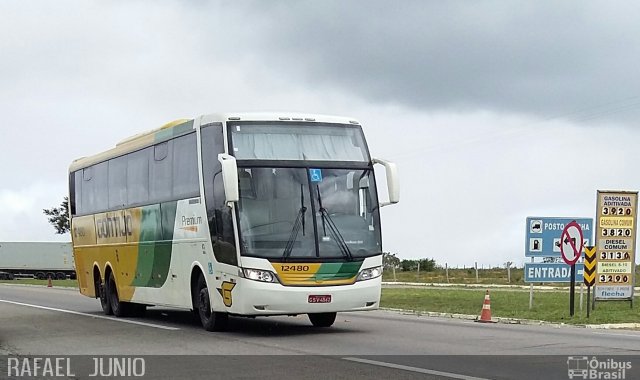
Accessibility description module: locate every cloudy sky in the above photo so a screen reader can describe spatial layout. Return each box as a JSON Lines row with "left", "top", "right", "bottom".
{"left": 2, "top": 1, "right": 639, "bottom": 267}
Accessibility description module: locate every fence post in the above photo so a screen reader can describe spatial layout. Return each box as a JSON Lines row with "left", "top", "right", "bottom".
{"left": 416, "top": 261, "right": 420, "bottom": 281}
{"left": 475, "top": 262, "right": 478, "bottom": 282}
{"left": 446, "top": 263, "right": 449, "bottom": 283}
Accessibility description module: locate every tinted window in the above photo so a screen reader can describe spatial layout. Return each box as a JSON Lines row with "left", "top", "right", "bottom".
{"left": 93, "top": 161, "right": 109, "bottom": 212}
{"left": 201, "top": 124, "right": 236, "bottom": 265}
{"left": 108, "top": 157, "right": 127, "bottom": 209}
{"left": 81, "top": 163, "right": 108, "bottom": 213}
{"left": 150, "top": 141, "right": 172, "bottom": 202}
{"left": 230, "top": 122, "right": 369, "bottom": 161}
{"left": 71, "top": 171, "right": 82, "bottom": 215}
{"left": 127, "top": 148, "right": 150, "bottom": 205}
{"left": 172, "top": 133, "right": 199, "bottom": 199}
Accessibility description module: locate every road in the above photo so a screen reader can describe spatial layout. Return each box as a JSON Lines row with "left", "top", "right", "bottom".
{"left": 1, "top": 284, "right": 639, "bottom": 379}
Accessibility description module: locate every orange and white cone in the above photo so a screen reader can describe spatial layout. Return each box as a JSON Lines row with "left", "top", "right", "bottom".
{"left": 476, "top": 290, "right": 496, "bottom": 323}
{"left": 47, "top": 277, "right": 53, "bottom": 288}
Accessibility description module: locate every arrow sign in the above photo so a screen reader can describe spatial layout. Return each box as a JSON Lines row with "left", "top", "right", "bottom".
{"left": 583, "top": 246, "right": 596, "bottom": 287}
{"left": 560, "top": 221, "right": 584, "bottom": 266}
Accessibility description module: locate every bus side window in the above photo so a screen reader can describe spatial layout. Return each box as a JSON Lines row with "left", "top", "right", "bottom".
{"left": 201, "top": 124, "right": 237, "bottom": 266}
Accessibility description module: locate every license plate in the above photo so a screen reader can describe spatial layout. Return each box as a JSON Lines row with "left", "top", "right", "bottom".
{"left": 308, "top": 295, "right": 331, "bottom": 303}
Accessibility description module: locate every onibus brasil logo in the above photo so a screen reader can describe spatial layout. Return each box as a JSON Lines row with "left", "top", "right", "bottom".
{"left": 567, "top": 356, "right": 632, "bottom": 379}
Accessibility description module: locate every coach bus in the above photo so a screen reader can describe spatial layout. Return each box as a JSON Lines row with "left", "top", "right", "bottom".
{"left": 69, "top": 112, "right": 399, "bottom": 331}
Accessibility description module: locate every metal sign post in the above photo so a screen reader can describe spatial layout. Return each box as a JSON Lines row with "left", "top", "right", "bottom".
{"left": 560, "top": 221, "right": 584, "bottom": 317}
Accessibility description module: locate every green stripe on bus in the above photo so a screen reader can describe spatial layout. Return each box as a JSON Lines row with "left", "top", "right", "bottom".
{"left": 314, "top": 261, "right": 363, "bottom": 281}
{"left": 132, "top": 203, "right": 176, "bottom": 288}
{"left": 154, "top": 120, "right": 194, "bottom": 142}
{"left": 146, "top": 201, "right": 178, "bottom": 288}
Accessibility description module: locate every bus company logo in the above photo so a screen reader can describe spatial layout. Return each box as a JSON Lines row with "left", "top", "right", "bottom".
{"left": 218, "top": 281, "right": 235, "bottom": 307}
{"left": 567, "top": 356, "right": 632, "bottom": 379}
{"left": 180, "top": 215, "right": 203, "bottom": 232}
{"left": 96, "top": 214, "right": 133, "bottom": 239}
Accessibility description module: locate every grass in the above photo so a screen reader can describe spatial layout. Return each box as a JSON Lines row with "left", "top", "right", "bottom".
{"left": 381, "top": 287, "right": 640, "bottom": 325}
{"left": 0, "top": 279, "right": 78, "bottom": 288}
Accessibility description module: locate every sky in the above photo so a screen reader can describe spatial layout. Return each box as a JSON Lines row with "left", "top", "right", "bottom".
{"left": 1, "top": 1, "right": 640, "bottom": 267}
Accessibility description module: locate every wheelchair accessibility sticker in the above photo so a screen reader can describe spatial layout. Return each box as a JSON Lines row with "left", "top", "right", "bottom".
{"left": 309, "top": 168, "right": 323, "bottom": 182}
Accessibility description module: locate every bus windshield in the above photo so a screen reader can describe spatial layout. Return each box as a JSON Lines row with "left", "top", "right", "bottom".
{"left": 229, "top": 122, "right": 370, "bottom": 162}
{"left": 236, "top": 167, "right": 381, "bottom": 260}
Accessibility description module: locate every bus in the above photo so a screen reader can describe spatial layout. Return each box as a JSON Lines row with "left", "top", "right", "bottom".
{"left": 69, "top": 112, "right": 399, "bottom": 331}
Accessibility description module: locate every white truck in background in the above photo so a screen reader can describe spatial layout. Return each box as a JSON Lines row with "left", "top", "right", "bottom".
{"left": 0, "top": 242, "right": 76, "bottom": 280}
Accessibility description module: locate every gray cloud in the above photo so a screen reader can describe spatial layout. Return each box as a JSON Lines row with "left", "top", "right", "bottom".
{"left": 225, "top": 1, "right": 640, "bottom": 124}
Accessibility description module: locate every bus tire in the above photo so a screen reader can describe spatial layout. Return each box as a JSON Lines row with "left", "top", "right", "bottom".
{"left": 308, "top": 312, "right": 337, "bottom": 327}
{"left": 108, "top": 272, "right": 132, "bottom": 317}
{"left": 197, "top": 275, "right": 228, "bottom": 332}
{"left": 97, "top": 274, "right": 112, "bottom": 315}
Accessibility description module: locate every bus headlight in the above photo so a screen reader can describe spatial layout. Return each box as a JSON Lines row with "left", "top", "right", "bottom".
{"left": 243, "top": 268, "right": 278, "bottom": 283}
{"left": 356, "top": 266, "right": 383, "bottom": 281}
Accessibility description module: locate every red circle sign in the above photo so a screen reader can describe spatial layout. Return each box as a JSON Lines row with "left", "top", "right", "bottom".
{"left": 560, "top": 221, "right": 584, "bottom": 265}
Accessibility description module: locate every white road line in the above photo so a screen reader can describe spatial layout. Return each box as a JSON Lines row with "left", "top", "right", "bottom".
{"left": 343, "top": 357, "right": 492, "bottom": 380}
{"left": 592, "top": 332, "right": 640, "bottom": 338}
{"left": 0, "top": 299, "right": 180, "bottom": 331}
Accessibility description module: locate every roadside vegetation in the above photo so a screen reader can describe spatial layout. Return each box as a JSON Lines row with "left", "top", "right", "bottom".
{"left": 381, "top": 252, "right": 640, "bottom": 286}
{"left": 381, "top": 287, "right": 640, "bottom": 325}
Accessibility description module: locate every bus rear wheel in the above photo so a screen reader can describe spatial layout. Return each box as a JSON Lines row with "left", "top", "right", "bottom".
{"left": 197, "top": 275, "right": 228, "bottom": 331}
{"left": 308, "top": 312, "right": 337, "bottom": 327}
{"left": 108, "top": 272, "right": 133, "bottom": 317}
{"left": 96, "top": 274, "right": 112, "bottom": 315}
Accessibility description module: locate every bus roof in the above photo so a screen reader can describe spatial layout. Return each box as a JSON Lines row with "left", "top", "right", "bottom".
{"left": 69, "top": 112, "right": 360, "bottom": 172}
{"left": 200, "top": 112, "right": 360, "bottom": 126}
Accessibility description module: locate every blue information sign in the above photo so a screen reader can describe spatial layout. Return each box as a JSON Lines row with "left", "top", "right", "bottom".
{"left": 524, "top": 263, "right": 584, "bottom": 283}
{"left": 525, "top": 217, "right": 593, "bottom": 257}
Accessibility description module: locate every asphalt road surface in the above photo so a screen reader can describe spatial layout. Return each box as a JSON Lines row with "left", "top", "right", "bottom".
{"left": 1, "top": 284, "right": 639, "bottom": 380}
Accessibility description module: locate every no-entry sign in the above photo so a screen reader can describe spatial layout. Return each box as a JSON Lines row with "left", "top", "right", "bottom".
{"left": 560, "top": 221, "right": 584, "bottom": 265}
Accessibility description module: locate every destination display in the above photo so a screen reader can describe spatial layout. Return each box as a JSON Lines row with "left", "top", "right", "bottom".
{"left": 594, "top": 191, "right": 638, "bottom": 301}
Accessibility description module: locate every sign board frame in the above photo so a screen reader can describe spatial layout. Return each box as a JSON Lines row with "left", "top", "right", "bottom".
{"left": 594, "top": 190, "right": 638, "bottom": 303}
{"left": 525, "top": 217, "right": 593, "bottom": 257}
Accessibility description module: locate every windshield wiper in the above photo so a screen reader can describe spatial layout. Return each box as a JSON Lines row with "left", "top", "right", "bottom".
{"left": 283, "top": 184, "right": 307, "bottom": 260}
{"left": 316, "top": 185, "right": 353, "bottom": 261}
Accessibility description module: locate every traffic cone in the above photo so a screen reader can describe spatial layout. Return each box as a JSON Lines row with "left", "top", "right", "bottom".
{"left": 475, "top": 290, "right": 496, "bottom": 323}
{"left": 47, "top": 277, "right": 52, "bottom": 288}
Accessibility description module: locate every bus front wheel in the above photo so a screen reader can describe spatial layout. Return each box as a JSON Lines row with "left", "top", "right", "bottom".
{"left": 197, "top": 275, "right": 228, "bottom": 332}
{"left": 308, "top": 312, "right": 337, "bottom": 327}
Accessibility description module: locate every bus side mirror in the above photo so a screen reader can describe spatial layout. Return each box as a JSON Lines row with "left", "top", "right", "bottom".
{"left": 372, "top": 158, "right": 399, "bottom": 207}
{"left": 218, "top": 153, "right": 239, "bottom": 205}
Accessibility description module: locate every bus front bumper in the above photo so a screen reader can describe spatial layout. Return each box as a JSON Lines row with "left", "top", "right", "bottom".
{"left": 230, "top": 277, "right": 382, "bottom": 316}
